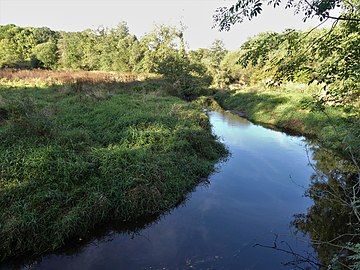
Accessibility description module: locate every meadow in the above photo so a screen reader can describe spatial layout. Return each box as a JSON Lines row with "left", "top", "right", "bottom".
{"left": 0, "top": 69, "right": 227, "bottom": 261}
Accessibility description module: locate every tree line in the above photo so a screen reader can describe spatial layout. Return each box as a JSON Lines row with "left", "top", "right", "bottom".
{"left": 0, "top": 23, "right": 185, "bottom": 74}
{"left": 0, "top": 19, "right": 358, "bottom": 108}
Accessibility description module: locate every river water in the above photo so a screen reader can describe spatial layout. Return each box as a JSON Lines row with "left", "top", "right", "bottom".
{"left": 10, "top": 110, "right": 321, "bottom": 269}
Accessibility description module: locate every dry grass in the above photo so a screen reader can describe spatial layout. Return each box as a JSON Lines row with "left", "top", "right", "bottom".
{"left": 0, "top": 69, "right": 161, "bottom": 87}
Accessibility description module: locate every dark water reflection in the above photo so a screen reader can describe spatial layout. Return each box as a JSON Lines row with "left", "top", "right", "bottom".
{"left": 291, "top": 144, "right": 359, "bottom": 267}
{"left": 6, "top": 110, "right": 328, "bottom": 270}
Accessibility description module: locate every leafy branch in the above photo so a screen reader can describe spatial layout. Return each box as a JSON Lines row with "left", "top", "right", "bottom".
{"left": 213, "top": 0, "right": 360, "bottom": 31}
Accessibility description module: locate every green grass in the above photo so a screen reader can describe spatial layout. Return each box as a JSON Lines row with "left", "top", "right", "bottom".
{"left": 0, "top": 77, "right": 227, "bottom": 261}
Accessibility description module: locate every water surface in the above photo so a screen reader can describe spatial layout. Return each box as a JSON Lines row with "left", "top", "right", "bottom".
{"left": 11, "top": 111, "right": 318, "bottom": 269}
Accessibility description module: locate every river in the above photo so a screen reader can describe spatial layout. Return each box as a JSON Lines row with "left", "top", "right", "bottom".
{"left": 7, "top": 110, "right": 326, "bottom": 269}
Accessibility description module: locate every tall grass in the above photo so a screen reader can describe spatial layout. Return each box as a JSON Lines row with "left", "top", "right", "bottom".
{"left": 0, "top": 70, "right": 227, "bottom": 261}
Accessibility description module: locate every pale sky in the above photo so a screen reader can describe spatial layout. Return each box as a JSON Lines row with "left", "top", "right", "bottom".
{"left": 0, "top": 0, "right": 333, "bottom": 50}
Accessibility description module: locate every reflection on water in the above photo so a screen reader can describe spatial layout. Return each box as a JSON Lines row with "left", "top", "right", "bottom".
{"left": 218, "top": 111, "right": 251, "bottom": 127}
{"left": 4, "top": 110, "right": 356, "bottom": 270}
{"left": 291, "top": 144, "right": 359, "bottom": 267}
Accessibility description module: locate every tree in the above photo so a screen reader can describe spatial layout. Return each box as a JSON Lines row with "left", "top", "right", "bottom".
{"left": 32, "top": 27, "right": 59, "bottom": 44}
{"left": 212, "top": 0, "right": 360, "bottom": 106}
{"left": 32, "top": 40, "right": 59, "bottom": 69}
{"left": 0, "top": 25, "right": 37, "bottom": 68}
{"left": 135, "top": 24, "right": 188, "bottom": 75}
{"left": 206, "top": 39, "right": 228, "bottom": 86}
{"left": 57, "top": 23, "right": 140, "bottom": 72}
{"left": 58, "top": 31, "right": 85, "bottom": 69}
{"left": 187, "top": 40, "right": 229, "bottom": 87}
{"left": 0, "top": 38, "right": 20, "bottom": 68}
{"left": 213, "top": 0, "right": 360, "bottom": 31}
{"left": 0, "top": 24, "right": 60, "bottom": 69}
{"left": 107, "top": 23, "right": 139, "bottom": 72}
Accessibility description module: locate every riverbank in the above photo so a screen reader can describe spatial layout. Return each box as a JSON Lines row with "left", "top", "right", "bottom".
{"left": 0, "top": 71, "right": 227, "bottom": 262}
{"left": 212, "top": 84, "right": 359, "bottom": 161}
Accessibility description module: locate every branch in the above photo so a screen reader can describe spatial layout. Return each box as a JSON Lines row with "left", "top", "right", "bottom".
{"left": 253, "top": 234, "right": 324, "bottom": 268}
{"left": 302, "top": 0, "right": 360, "bottom": 22}
{"left": 325, "top": 14, "right": 360, "bottom": 22}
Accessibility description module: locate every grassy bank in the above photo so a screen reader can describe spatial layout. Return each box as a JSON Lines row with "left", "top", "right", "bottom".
{"left": 0, "top": 70, "right": 227, "bottom": 261}
{"left": 213, "top": 83, "right": 359, "bottom": 159}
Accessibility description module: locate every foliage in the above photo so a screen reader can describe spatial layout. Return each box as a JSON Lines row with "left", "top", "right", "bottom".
{"left": 187, "top": 39, "right": 228, "bottom": 87}
{"left": 0, "top": 23, "right": 194, "bottom": 77}
{"left": 210, "top": 22, "right": 359, "bottom": 109}
{"left": 135, "top": 24, "right": 186, "bottom": 74}
{"left": 58, "top": 22, "right": 140, "bottom": 72}
{"left": 211, "top": 0, "right": 359, "bottom": 113}
{"left": 0, "top": 24, "right": 58, "bottom": 68}
{"left": 1, "top": 19, "right": 359, "bottom": 269}
{"left": 32, "top": 40, "right": 59, "bottom": 69}
{"left": 348, "top": 243, "right": 360, "bottom": 269}
{"left": 210, "top": 11, "right": 360, "bottom": 266}
{"left": 213, "top": 0, "right": 360, "bottom": 31}
{"left": 0, "top": 23, "right": 228, "bottom": 94}
{"left": 308, "top": 19, "right": 360, "bottom": 109}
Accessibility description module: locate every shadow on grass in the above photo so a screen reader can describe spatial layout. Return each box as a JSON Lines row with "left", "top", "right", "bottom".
{"left": 216, "top": 90, "right": 289, "bottom": 115}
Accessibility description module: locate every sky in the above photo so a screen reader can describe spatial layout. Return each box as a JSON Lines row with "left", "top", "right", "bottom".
{"left": 0, "top": 0, "right": 333, "bottom": 50}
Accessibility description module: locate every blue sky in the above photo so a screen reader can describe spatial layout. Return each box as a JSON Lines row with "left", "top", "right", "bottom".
{"left": 0, "top": 0, "right": 333, "bottom": 50}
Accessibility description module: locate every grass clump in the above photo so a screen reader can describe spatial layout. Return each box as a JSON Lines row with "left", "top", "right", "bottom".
{"left": 0, "top": 72, "right": 227, "bottom": 261}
